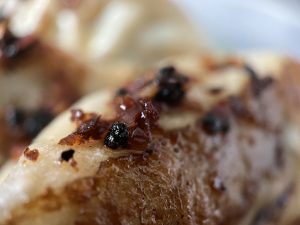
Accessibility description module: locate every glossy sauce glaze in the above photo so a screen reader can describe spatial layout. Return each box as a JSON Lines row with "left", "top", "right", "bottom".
{"left": 59, "top": 66, "right": 188, "bottom": 150}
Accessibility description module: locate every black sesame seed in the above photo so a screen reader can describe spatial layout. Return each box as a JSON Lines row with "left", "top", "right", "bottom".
{"left": 61, "top": 149, "right": 75, "bottom": 162}
{"left": 154, "top": 66, "right": 187, "bottom": 105}
{"left": 201, "top": 112, "right": 230, "bottom": 135}
{"left": 23, "top": 110, "right": 54, "bottom": 138}
{"left": 104, "top": 122, "right": 129, "bottom": 149}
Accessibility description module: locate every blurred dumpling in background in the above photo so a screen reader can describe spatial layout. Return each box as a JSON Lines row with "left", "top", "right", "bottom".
{"left": 2, "top": 0, "right": 204, "bottom": 64}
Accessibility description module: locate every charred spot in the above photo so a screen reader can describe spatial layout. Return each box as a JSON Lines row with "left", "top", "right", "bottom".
{"left": 23, "top": 110, "right": 54, "bottom": 138}
{"left": 200, "top": 111, "right": 230, "bottom": 135}
{"left": 24, "top": 147, "right": 39, "bottom": 161}
{"left": 244, "top": 64, "right": 274, "bottom": 97}
{"left": 104, "top": 122, "right": 129, "bottom": 149}
{"left": 61, "top": 149, "right": 75, "bottom": 162}
{"left": 154, "top": 66, "right": 188, "bottom": 105}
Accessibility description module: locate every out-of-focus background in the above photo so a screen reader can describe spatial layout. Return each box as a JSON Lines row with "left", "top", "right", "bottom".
{"left": 174, "top": 0, "right": 300, "bottom": 59}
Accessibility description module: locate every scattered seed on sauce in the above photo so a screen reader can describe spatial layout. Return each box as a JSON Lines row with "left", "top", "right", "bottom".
{"left": 24, "top": 147, "right": 39, "bottom": 161}
{"left": 104, "top": 122, "right": 129, "bottom": 149}
{"left": 61, "top": 149, "right": 75, "bottom": 162}
{"left": 154, "top": 66, "right": 188, "bottom": 105}
{"left": 201, "top": 112, "right": 230, "bottom": 135}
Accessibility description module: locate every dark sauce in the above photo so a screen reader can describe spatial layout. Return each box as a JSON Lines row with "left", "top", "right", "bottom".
{"left": 116, "top": 96, "right": 160, "bottom": 149}
{"left": 59, "top": 66, "right": 188, "bottom": 150}
{"left": 59, "top": 115, "right": 110, "bottom": 145}
{"left": 59, "top": 96, "right": 161, "bottom": 150}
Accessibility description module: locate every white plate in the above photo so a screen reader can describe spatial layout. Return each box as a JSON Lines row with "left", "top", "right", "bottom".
{"left": 174, "top": 0, "right": 300, "bottom": 59}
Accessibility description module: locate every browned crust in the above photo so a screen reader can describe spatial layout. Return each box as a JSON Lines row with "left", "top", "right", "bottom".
{"left": 4, "top": 56, "right": 300, "bottom": 225}
{"left": 5, "top": 74, "right": 295, "bottom": 224}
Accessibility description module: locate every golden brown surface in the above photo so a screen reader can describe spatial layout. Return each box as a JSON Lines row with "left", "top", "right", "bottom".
{"left": 1, "top": 53, "right": 300, "bottom": 225}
